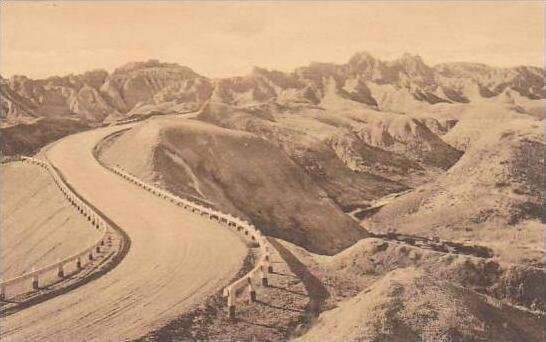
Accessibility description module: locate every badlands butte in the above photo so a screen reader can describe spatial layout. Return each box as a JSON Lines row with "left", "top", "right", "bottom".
{"left": 1, "top": 52, "right": 544, "bottom": 341}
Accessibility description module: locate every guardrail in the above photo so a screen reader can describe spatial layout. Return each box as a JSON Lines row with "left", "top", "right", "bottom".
{"left": 113, "top": 117, "right": 141, "bottom": 126}
{"left": 0, "top": 157, "right": 112, "bottom": 300}
{"left": 106, "top": 165, "right": 274, "bottom": 319}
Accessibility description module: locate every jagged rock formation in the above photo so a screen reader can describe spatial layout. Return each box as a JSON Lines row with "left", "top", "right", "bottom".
{"left": 1, "top": 60, "right": 211, "bottom": 127}
{"left": 99, "top": 60, "right": 213, "bottom": 118}
{"left": 211, "top": 52, "right": 543, "bottom": 112}
{"left": 1, "top": 70, "right": 113, "bottom": 126}
{"left": 2, "top": 53, "right": 543, "bottom": 128}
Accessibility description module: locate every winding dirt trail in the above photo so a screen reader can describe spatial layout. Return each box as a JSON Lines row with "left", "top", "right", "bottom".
{"left": 1, "top": 124, "right": 247, "bottom": 342}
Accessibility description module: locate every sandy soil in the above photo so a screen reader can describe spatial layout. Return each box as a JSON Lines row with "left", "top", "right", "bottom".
{"left": 0, "top": 124, "right": 247, "bottom": 342}
{"left": 1, "top": 162, "right": 100, "bottom": 279}
{"left": 297, "top": 268, "right": 544, "bottom": 342}
{"left": 277, "top": 237, "right": 544, "bottom": 342}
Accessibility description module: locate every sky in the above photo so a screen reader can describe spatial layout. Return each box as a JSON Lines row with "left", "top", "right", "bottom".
{"left": 1, "top": 1, "right": 544, "bottom": 79}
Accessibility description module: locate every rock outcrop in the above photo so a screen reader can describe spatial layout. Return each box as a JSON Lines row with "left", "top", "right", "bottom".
{"left": 2, "top": 52, "right": 542, "bottom": 128}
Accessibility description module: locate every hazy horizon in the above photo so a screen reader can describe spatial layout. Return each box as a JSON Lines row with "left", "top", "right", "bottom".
{"left": 1, "top": 1, "right": 544, "bottom": 79}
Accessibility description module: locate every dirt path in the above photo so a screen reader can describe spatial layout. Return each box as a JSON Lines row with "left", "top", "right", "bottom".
{"left": 1, "top": 124, "right": 247, "bottom": 342}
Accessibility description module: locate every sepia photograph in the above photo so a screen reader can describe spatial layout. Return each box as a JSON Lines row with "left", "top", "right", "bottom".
{"left": 0, "top": 1, "right": 544, "bottom": 341}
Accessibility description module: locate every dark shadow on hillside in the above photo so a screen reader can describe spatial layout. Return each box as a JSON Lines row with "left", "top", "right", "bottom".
{"left": 268, "top": 238, "right": 330, "bottom": 337}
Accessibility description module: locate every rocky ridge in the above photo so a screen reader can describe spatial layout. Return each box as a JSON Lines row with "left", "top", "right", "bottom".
{"left": 2, "top": 53, "right": 543, "bottom": 127}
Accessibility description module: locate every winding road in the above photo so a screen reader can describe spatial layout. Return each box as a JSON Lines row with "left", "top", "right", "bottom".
{"left": 1, "top": 124, "right": 247, "bottom": 342}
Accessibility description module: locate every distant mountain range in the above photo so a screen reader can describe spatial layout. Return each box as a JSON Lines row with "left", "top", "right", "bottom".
{"left": 1, "top": 52, "right": 543, "bottom": 127}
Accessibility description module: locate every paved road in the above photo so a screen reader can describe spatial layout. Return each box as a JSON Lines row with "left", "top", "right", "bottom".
{"left": 1, "top": 124, "right": 247, "bottom": 342}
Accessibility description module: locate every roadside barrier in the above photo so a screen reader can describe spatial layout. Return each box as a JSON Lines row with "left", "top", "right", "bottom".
{"left": 107, "top": 165, "right": 274, "bottom": 320}
{"left": 0, "top": 157, "right": 112, "bottom": 300}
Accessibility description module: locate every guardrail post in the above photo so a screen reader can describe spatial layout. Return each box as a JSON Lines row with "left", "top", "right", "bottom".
{"left": 32, "top": 268, "right": 39, "bottom": 289}
{"left": 248, "top": 279, "right": 256, "bottom": 302}
{"left": 0, "top": 285, "right": 6, "bottom": 300}
{"left": 96, "top": 244, "right": 101, "bottom": 253}
{"left": 264, "top": 254, "right": 273, "bottom": 273}
{"left": 260, "top": 265, "right": 268, "bottom": 287}
{"left": 227, "top": 289, "right": 236, "bottom": 320}
{"left": 57, "top": 259, "right": 64, "bottom": 278}
{"left": 109, "top": 165, "right": 281, "bottom": 316}
{"left": 88, "top": 250, "right": 94, "bottom": 260}
{"left": 76, "top": 257, "right": 82, "bottom": 269}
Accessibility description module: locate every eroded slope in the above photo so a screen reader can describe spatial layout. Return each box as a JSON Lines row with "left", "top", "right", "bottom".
{"left": 298, "top": 267, "right": 544, "bottom": 342}
{"left": 99, "top": 117, "right": 367, "bottom": 255}
{"left": 365, "top": 113, "right": 544, "bottom": 265}
{"left": 1, "top": 161, "right": 100, "bottom": 279}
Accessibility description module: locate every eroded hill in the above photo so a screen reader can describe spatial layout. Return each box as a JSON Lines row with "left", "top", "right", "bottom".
{"left": 298, "top": 267, "right": 544, "bottom": 342}
{"left": 97, "top": 117, "right": 368, "bottom": 255}
{"left": 364, "top": 102, "right": 544, "bottom": 265}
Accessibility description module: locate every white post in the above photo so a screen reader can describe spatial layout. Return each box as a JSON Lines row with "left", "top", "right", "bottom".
{"left": 248, "top": 279, "right": 256, "bottom": 302}
{"left": 227, "top": 289, "right": 236, "bottom": 320}
{"left": 32, "top": 268, "right": 39, "bottom": 289}
{"left": 57, "top": 259, "right": 64, "bottom": 278}
{"left": 263, "top": 257, "right": 273, "bottom": 273}
{"left": 260, "top": 264, "right": 268, "bottom": 287}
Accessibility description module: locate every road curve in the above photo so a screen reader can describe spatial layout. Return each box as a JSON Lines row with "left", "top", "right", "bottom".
{"left": 1, "top": 124, "right": 247, "bottom": 342}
